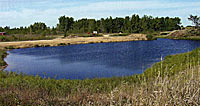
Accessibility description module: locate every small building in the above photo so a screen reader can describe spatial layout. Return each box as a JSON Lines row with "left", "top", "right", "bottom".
{"left": 0, "top": 32, "right": 6, "bottom": 35}
{"left": 119, "top": 31, "right": 123, "bottom": 34}
{"left": 93, "top": 31, "right": 98, "bottom": 34}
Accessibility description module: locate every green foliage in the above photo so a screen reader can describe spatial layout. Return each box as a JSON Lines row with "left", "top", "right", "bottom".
{"left": 63, "top": 32, "right": 68, "bottom": 37}
{"left": 0, "top": 35, "right": 54, "bottom": 42}
{"left": 57, "top": 16, "right": 74, "bottom": 33}
{"left": 146, "top": 34, "right": 153, "bottom": 40}
{"left": 4, "top": 46, "right": 15, "bottom": 50}
{"left": 0, "top": 15, "right": 181, "bottom": 39}
{"left": 41, "top": 31, "right": 46, "bottom": 37}
{"left": 0, "top": 50, "right": 7, "bottom": 66}
{"left": 0, "top": 36, "right": 6, "bottom": 41}
{"left": 57, "top": 43, "right": 66, "bottom": 46}
{"left": 143, "top": 48, "right": 200, "bottom": 80}
{"left": 160, "top": 32, "right": 169, "bottom": 35}
{"left": 110, "top": 33, "right": 130, "bottom": 36}
{"left": 71, "top": 33, "right": 103, "bottom": 37}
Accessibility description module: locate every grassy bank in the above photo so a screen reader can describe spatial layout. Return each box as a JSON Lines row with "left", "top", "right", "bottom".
{"left": 0, "top": 47, "right": 199, "bottom": 105}
{"left": 155, "top": 36, "right": 200, "bottom": 41}
{"left": 110, "top": 33, "right": 130, "bottom": 37}
{"left": 167, "top": 36, "right": 200, "bottom": 40}
{"left": 157, "top": 29, "right": 200, "bottom": 40}
{"left": 0, "top": 50, "right": 7, "bottom": 69}
{"left": 0, "top": 35, "right": 55, "bottom": 42}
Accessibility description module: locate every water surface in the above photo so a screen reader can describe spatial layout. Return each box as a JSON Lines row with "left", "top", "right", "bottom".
{"left": 5, "top": 39, "right": 200, "bottom": 79}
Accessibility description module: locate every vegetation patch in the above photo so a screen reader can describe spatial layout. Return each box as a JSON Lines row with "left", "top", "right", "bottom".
{"left": 0, "top": 50, "right": 7, "bottom": 68}
{"left": 110, "top": 33, "right": 130, "bottom": 36}
{"left": 4, "top": 46, "right": 15, "bottom": 50}
{"left": 0, "top": 35, "right": 55, "bottom": 42}
{"left": 57, "top": 43, "right": 67, "bottom": 46}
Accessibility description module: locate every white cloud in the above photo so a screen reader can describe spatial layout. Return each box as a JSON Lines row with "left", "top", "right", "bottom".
{"left": 0, "top": 0, "right": 200, "bottom": 27}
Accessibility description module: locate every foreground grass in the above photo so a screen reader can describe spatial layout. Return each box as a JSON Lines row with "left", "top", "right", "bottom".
{"left": 0, "top": 48, "right": 199, "bottom": 105}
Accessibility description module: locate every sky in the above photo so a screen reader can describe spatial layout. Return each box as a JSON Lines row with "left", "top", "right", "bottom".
{"left": 0, "top": 0, "right": 200, "bottom": 28}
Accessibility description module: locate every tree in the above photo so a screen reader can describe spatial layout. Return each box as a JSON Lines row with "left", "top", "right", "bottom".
{"left": 188, "top": 15, "right": 200, "bottom": 28}
{"left": 29, "top": 22, "right": 47, "bottom": 34}
{"left": 0, "top": 14, "right": 182, "bottom": 35}
{"left": 123, "top": 16, "right": 131, "bottom": 33}
{"left": 57, "top": 16, "right": 74, "bottom": 33}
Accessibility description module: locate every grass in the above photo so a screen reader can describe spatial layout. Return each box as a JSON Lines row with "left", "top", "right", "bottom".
{"left": 167, "top": 36, "right": 200, "bottom": 40}
{"left": 155, "top": 35, "right": 200, "bottom": 41}
{"left": 0, "top": 47, "right": 199, "bottom": 105}
{"left": 0, "top": 49, "right": 7, "bottom": 68}
{"left": 68, "top": 33, "right": 103, "bottom": 37}
{"left": 110, "top": 33, "right": 130, "bottom": 36}
{"left": 159, "top": 29, "right": 200, "bottom": 41}
{"left": 0, "top": 35, "right": 55, "bottom": 42}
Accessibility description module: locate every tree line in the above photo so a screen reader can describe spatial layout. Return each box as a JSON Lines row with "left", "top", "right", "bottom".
{"left": 0, "top": 14, "right": 181, "bottom": 35}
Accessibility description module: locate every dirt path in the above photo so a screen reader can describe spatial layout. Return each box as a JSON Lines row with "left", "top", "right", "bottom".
{"left": 0, "top": 34, "right": 147, "bottom": 49}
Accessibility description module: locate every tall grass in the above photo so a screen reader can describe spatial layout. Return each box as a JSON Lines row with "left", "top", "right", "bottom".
{"left": 0, "top": 48, "right": 199, "bottom": 105}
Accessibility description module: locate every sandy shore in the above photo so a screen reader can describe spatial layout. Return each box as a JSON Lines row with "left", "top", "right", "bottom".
{"left": 0, "top": 34, "right": 147, "bottom": 49}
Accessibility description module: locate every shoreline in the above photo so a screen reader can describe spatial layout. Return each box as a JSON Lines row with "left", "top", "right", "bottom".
{"left": 0, "top": 34, "right": 147, "bottom": 50}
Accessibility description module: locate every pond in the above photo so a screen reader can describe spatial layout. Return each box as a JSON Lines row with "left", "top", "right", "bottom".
{"left": 4, "top": 39, "right": 200, "bottom": 80}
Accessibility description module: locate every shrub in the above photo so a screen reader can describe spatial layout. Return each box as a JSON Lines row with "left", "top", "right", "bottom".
{"left": 146, "top": 34, "right": 153, "bottom": 40}
{"left": 64, "top": 33, "right": 70, "bottom": 38}
{"left": 4, "top": 46, "right": 15, "bottom": 50}
{"left": 57, "top": 43, "right": 66, "bottom": 46}
{"left": 41, "top": 31, "right": 46, "bottom": 37}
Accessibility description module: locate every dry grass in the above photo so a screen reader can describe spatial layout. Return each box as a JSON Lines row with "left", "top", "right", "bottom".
{"left": 1, "top": 66, "right": 199, "bottom": 105}
{"left": 57, "top": 66, "right": 200, "bottom": 106}
{"left": 0, "top": 34, "right": 147, "bottom": 49}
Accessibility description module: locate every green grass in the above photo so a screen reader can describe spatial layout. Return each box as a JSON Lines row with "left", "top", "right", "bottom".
{"left": 0, "top": 50, "right": 7, "bottom": 67}
{"left": 0, "top": 47, "right": 199, "bottom": 105}
{"left": 68, "top": 33, "right": 103, "bottom": 37}
{"left": 110, "top": 33, "right": 130, "bottom": 36}
{"left": 155, "top": 35, "right": 200, "bottom": 41}
{"left": 167, "top": 36, "right": 200, "bottom": 40}
{"left": 0, "top": 35, "right": 55, "bottom": 42}
{"left": 143, "top": 48, "right": 200, "bottom": 80}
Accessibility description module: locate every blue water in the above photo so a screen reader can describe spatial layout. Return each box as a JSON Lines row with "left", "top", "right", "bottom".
{"left": 4, "top": 39, "right": 200, "bottom": 80}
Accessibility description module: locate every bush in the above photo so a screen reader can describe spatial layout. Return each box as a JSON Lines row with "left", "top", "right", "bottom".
{"left": 0, "top": 50, "right": 7, "bottom": 66}
{"left": 146, "top": 34, "right": 153, "bottom": 40}
{"left": 41, "top": 31, "right": 46, "bottom": 37}
{"left": 4, "top": 46, "right": 15, "bottom": 50}
{"left": 0, "top": 36, "right": 6, "bottom": 41}
{"left": 57, "top": 43, "right": 66, "bottom": 46}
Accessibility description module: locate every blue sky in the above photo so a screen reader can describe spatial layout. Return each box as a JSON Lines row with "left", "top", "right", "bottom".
{"left": 0, "top": 0, "right": 200, "bottom": 28}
